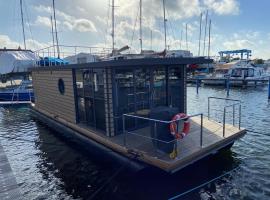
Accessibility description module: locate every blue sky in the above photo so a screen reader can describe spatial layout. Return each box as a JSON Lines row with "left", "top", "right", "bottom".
{"left": 0, "top": 0, "right": 270, "bottom": 59}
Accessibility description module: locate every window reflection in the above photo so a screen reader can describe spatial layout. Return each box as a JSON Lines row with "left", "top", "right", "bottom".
{"left": 75, "top": 68, "right": 106, "bottom": 132}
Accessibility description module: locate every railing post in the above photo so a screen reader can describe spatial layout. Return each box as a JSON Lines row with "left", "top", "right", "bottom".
{"left": 200, "top": 113, "right": 203, "bottom": 147}
{"left": 208, "top": 97, "right": 210, "bottom": 120}
{"left": 122, "top": 115, "right": 126, "bottom": 146}
{"left": 268, "top": 77, "right": 270, "bottom": 100}
{"left": 196, "top": 79, "right": 199, "bottom": 94}
{"left": 233, "top": 104, "right": 235, "bottom": 126}
{"left": 223, "top": 107, "right": 226, "bottom": 137}
{"left": 239, "top": 104, "right": 241, "bottom": 130}
{"left": 226, "top": 78, "right": 230, "bottom": 96}
{"left": 154, "top": 122, "right": 157, "bottom": 149}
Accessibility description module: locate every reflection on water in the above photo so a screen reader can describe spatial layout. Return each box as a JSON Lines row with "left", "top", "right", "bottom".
{"left": 0, "top": 85, "right": 269, "bottom": 199}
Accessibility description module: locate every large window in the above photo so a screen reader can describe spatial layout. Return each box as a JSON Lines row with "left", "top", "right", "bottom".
{"left": 75, "top": 68, "right": 106, "bottom": 132}
{"left": 113, "top": 66, "right": 184, "bottom": 134}
{"left": 168, "top": 66, "right": 183, "bottom": 110}
{"left": 153, "top": 67, "right": 167, "bottom": 107}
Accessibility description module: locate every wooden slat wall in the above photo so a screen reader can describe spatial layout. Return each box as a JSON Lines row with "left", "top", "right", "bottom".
{"left": 32, "top": 70, "right": 76, "bottom": 123}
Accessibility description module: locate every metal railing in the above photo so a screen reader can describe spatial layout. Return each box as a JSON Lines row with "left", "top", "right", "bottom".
{"left": 34, "top": 45, "right": 113, "bottom": 66}
{"left": 121, "top": 112, "right": 203, "bottom": 159}
{"left": 208, "top": 97, "right": 241, "bottom": 137}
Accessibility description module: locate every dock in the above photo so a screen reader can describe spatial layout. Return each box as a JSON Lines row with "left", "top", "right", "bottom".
{"left": 0, "top": 141, "right": 22, "bottom": 200}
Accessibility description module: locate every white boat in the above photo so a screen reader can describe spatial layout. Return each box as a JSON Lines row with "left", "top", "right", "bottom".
{"left": 203, "top": 60, "right": 268, "bottom": 86}
{"left": 228, "top": 60, "right": 267, "bottom": 86}
{"left": 0, "top": 49, "right": 38, "bottom": 75}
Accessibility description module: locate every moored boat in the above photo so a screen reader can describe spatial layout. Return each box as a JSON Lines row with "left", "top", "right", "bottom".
{"left": 0, "top": 80, "right": 34, "bottom": 102}
{"left": 30, "top": 56, "right": 246, "bottom": 173}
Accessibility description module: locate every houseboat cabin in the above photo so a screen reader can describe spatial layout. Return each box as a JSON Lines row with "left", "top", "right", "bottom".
{"left": 31, "top": 57, "right": 246, "bottom": 173}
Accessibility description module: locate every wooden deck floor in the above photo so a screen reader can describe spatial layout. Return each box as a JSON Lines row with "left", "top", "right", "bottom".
{"left": 0, "top": 142, "right": 22, "bottom": 200}
{"left": 111, "top": 116, "right": 246, "bottom": 172}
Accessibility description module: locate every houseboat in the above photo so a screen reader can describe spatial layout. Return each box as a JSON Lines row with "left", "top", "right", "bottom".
{"left": 30, "top": 57, "right": 246, "bottom": 173}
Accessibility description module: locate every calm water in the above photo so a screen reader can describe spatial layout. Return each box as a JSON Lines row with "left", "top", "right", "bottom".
{"left": 0, "top": 86, "right": 270, "bottom": 200}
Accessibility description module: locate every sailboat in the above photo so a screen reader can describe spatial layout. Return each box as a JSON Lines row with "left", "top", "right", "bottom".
{"left": 0, "top": 0, "right": 34, "bottom": 103}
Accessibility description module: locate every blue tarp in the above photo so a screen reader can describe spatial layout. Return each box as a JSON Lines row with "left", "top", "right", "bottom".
{"left": 38, "top": 57, "right": 69, "bottom": 66}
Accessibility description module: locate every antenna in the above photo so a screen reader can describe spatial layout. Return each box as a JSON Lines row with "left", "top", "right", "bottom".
{"left": 112, "top": 0, "right": 115, "bottom": 51}
{"left": 20, "top": 0, "right": 26, "bottom": 49}
{"left": 162, "top": 0, "right": 167, "bottom": 51}
{"left": 50, "top": 16, "right": 56, "bottom": 57}
{"left": 203, "top": 10, "right": 208, "bottom": 56}
{"left": 52, "top": 0, "right": 60, "bottom": 58}
{"left": 186, "top": 23, "right": 188, "bottom": 50}
{"left": 139, "top": 0, "right": 142, "bottom": 53}
{"left": 198, "top": 12, "right": 203, "bottom": 56}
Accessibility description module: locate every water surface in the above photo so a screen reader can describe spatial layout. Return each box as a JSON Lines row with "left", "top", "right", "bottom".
{"left": 0, "top": 86, "right": 269, "bottom": 200}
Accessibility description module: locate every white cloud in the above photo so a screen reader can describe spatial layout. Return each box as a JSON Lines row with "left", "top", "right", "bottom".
{"left": 35, "top": 16, "right": 52, "bottom": 28}
{"left": 0, "top": 35, "right": 20, "bottom": 48}
{"left": 203, "top": 0, "right": 240, "bottom": 15}
{"left": 73, "top": 19, "right": 97, "bottom": 32}
{"left": 223, "top": 39, "right": 254, "bottom": 49}
{"left": 33, "top": 5, "right": 97, "bottom": 33}
{"left": 0, "top": 34, "right": 48, "bottom": 50}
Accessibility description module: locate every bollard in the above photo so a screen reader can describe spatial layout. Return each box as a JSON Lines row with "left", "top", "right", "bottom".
{"left": 226, "top": 78, "right": 230, "bottom": 96}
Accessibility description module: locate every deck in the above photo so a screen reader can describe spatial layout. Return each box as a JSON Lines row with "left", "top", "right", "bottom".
{"left": 110, "top": 116, "right": 246, "bottom": 172}
{"left": 32, "top": 107, "right": 246, "bottom": 173}
{"left": 0, "top": 142, "right": 22, "bottom": 200}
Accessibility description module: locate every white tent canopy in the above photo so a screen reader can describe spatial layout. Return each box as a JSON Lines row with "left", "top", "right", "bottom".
{"left": 0, "top": 50, "right": 38, "bottom": 75}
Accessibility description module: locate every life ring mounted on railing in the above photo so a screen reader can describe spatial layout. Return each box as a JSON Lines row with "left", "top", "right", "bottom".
{"left": 170, "top": 113, "right": 190, "bottom": 139}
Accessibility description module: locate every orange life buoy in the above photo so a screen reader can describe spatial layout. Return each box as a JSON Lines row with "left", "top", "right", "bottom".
{"left": 170, "top": 113, "right": 190, "bottom": 139}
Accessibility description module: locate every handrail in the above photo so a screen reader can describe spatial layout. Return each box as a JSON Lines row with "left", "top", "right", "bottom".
{"left": 122, "top": 112, "right": 204, "bottom": 153}
{"left": 208, "top": 96, "right": 241, "bottom": 102}
{"left": 123, "top": 113, "right": 203, "bottom": 124}
{"left": 208, "top": 96, "right": 242, "bottom": 137}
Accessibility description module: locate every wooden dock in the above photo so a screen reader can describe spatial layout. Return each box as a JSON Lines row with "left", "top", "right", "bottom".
{"left": 0, "top": 141, "right": 22, "bottom": 200}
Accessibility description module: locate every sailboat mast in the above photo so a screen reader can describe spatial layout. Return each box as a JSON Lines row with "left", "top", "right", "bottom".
{"left": 139, "top": 0, "right": 142, "bottom": 53}
{"left": 186, "top": 23, "right": 188, "bottom": 50}
{"left": 52, "top": 0, "right": 60, "bottom": 58}
{"left": 203, "top": 10, "right": 208, "bottom": 56}
{"left": 208, "top": 19, "right": 211, "bottom": 59}
{"left": 150, "top": 30, "right": 152, "bottom": 50}
{"left": 50, "top": 16, "right": 56, "bottom": 57}
{"left": 198, "top": 12, "right": 202, "bottom": 56}
{"left": 112, "top": 0, "right": 115, "bottom": 51}
{"left": 20, "top": 0, "right": 26, "bottom": 49}
{"left": 162, "top": 0, "right": 167, "bottom": 51}
{"left": 180, "top": 30, "right": 183, "bottom": 49}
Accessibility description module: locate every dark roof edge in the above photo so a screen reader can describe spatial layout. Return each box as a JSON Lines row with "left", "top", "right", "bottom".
{"left": 30, "top": 57, "right": 213, "bottom": 71}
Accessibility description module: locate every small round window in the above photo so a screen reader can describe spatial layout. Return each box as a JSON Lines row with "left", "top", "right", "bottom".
{"left": 58, "top": 78, "right": 65, "bottom": 95}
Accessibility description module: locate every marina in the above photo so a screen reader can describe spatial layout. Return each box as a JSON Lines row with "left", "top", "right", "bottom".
{"left": 0, "top": 0, "right": 270, "bottom": 199}
{"left": 0, "top": 86, "right": 269, "bottom": 199}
